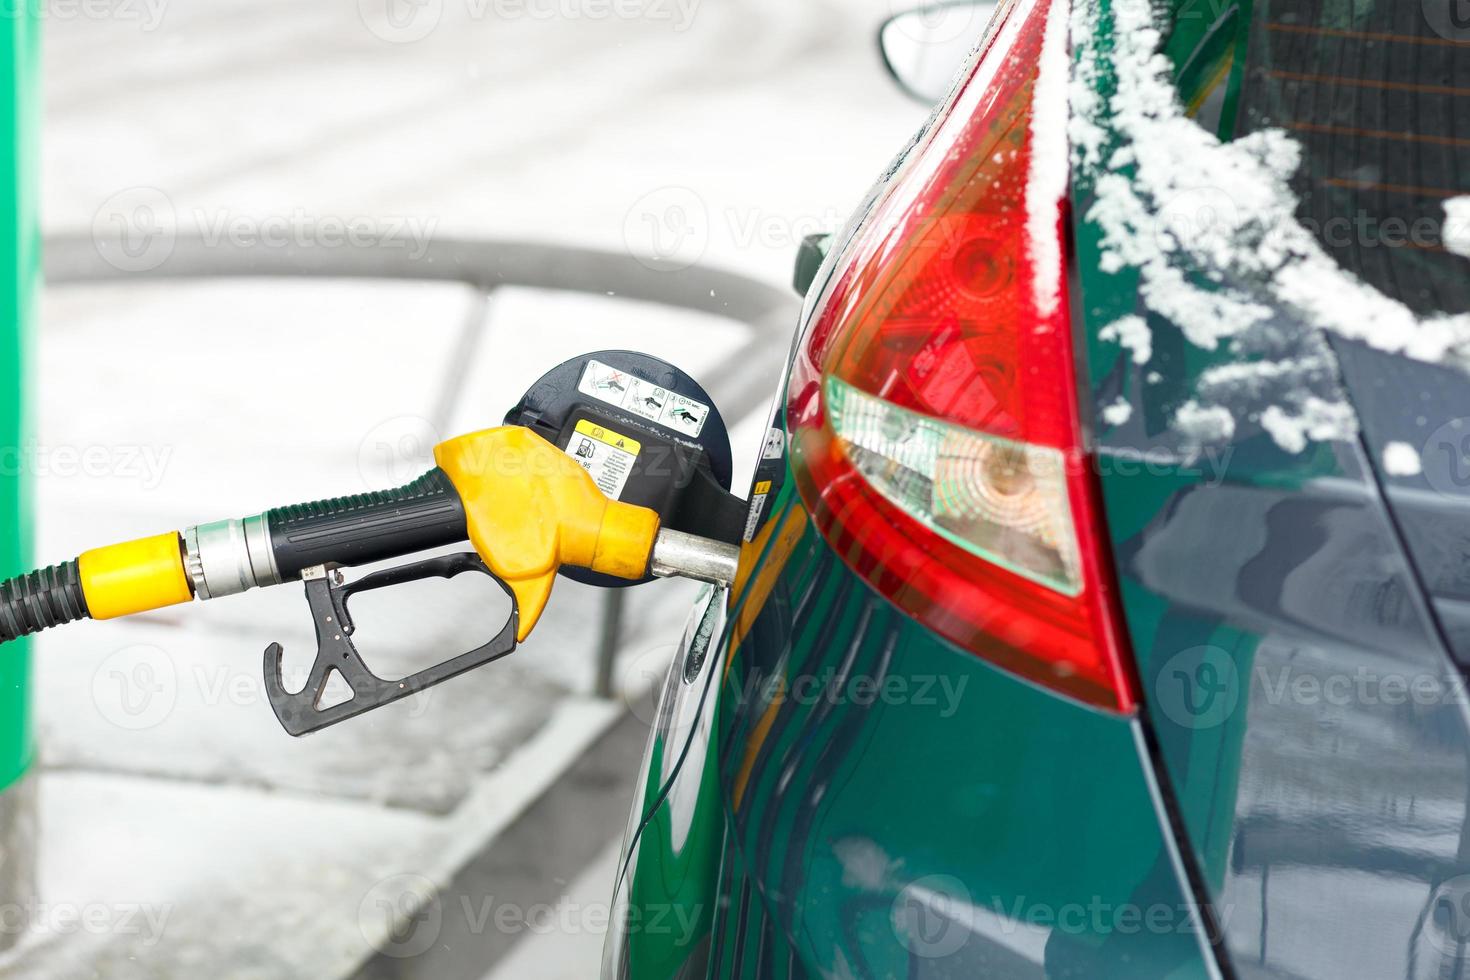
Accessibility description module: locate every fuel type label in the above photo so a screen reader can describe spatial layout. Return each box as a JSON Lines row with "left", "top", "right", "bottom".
{"left": 567, "top": 419, "right": 641, "bottom": 500}
{"left": 578, "top": 359, "right": 710, "bottom": 437}
{"left": 743, "top": 480, "right": 773, "bottom": 542}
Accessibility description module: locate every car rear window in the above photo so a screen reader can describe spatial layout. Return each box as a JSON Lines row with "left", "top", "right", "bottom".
{"left": 1163, "top": 0, "right": 1470, "bottom": 318}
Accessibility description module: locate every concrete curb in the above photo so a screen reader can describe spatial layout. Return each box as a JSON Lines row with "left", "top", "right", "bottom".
{"left": 348, "top": 687, "right": 657, "bottom": 979}
{"left": 0, "top": 772, "right": 37, "bottom": 955}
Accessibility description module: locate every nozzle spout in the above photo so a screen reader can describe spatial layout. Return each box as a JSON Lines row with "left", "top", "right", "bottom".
{"left": 650, "top": 529, "right": 740, "bottom": 587}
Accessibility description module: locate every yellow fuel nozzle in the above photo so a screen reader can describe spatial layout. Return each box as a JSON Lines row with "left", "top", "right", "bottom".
{"left": 1, "top": 425, "right": 712, "bottom": 660}
{"left": 0, "top": 420, "right": 734, "bottom": 737}
{"left": 433, "top": 426, "right": 661, "bottom": 641}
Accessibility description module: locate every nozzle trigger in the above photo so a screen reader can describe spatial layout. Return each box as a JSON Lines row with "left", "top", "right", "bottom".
{"left": 263, "top": 553, "right": 518, "bottom": 736}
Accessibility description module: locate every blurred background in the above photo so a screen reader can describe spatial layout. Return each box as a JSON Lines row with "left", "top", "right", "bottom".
{"left": 0, "top": 0, "right": 926, "bottom": 976}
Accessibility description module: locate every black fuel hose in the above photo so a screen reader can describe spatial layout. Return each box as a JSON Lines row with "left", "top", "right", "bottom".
{"left": 0, "top": 560, "right": 90, "bottom": 643}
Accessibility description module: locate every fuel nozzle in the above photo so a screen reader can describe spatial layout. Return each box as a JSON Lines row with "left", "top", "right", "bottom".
{"left": 2, "top": 350, "right": 749, "bottom": 734}
{"left": 0, "top": 425, "right": 740, "bottom": 646}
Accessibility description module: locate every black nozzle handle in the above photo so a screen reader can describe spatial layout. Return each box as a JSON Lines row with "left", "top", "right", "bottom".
{"left": 266, "top": 468, "right": 469, "bottom": 580}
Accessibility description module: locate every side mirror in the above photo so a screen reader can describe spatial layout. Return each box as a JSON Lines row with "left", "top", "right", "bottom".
{"left": 793, "top": 233, "right": 833, "bottom": 298}
{"left": 879, "top": 2, "right": 998, "bottom": 104}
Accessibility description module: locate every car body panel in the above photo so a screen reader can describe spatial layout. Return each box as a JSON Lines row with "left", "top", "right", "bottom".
{"left": 609, "top": 0, "right": 1470, "bottom": 977}
{"left": 610, "top": 479, "right": 1217, "bottom": 978}
{"left": 1328, "top": 337, "right": 1470, "bottom": 666}
{"left": 1074, "top": 2, "right": 1470, "bottom": 976}
{"left": 711, "top": 491, "right": 1212, "bottom": 979}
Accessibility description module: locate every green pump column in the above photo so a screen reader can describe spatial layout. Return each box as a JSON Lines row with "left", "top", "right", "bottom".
{"left": 0, "top": 0, "right": 39, "bottom": 939}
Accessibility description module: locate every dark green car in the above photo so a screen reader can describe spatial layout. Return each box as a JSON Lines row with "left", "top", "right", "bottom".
{"left": 606, "top": 0, "right": 1470, "bottom": 976}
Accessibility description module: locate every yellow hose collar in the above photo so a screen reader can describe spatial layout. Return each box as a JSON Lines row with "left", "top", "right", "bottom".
{"left": 79, "top": 532, "right": 194, "bottom": 620}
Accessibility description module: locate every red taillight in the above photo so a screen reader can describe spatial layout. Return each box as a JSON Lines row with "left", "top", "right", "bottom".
{"left": 788, "top": 0, "right": 1135, "bottom": 711}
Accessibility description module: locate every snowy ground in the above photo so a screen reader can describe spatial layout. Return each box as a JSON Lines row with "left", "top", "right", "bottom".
{"left": 6, "top": 0, "right": 925, "bottom": 975}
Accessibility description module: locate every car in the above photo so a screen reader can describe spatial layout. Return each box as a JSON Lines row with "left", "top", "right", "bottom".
{"left": 603, "top": 0, "right": 1470, "bottom": 977}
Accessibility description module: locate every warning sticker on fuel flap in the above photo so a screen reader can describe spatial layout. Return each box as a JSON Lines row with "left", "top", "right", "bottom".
{"left": 567, "top": 420, "right": 641, "bottom": 499}
{"left": 743, "top": 480, "right": 773, "bottom": 542}
{"left": 577, "top": 359, "right": 709, "bottom": 437}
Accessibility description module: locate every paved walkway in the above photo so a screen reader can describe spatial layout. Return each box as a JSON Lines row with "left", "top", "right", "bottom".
{"left": 3, "top": 0, "right": 924, "bottom": 974}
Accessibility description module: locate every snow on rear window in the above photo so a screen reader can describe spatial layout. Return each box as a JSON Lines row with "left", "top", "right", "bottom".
{"left": 1070, "top": 0, "right": 1470, "bottom": 453}
{"left": 1447, "top": 198, "right": 1470, "bottom": 261}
